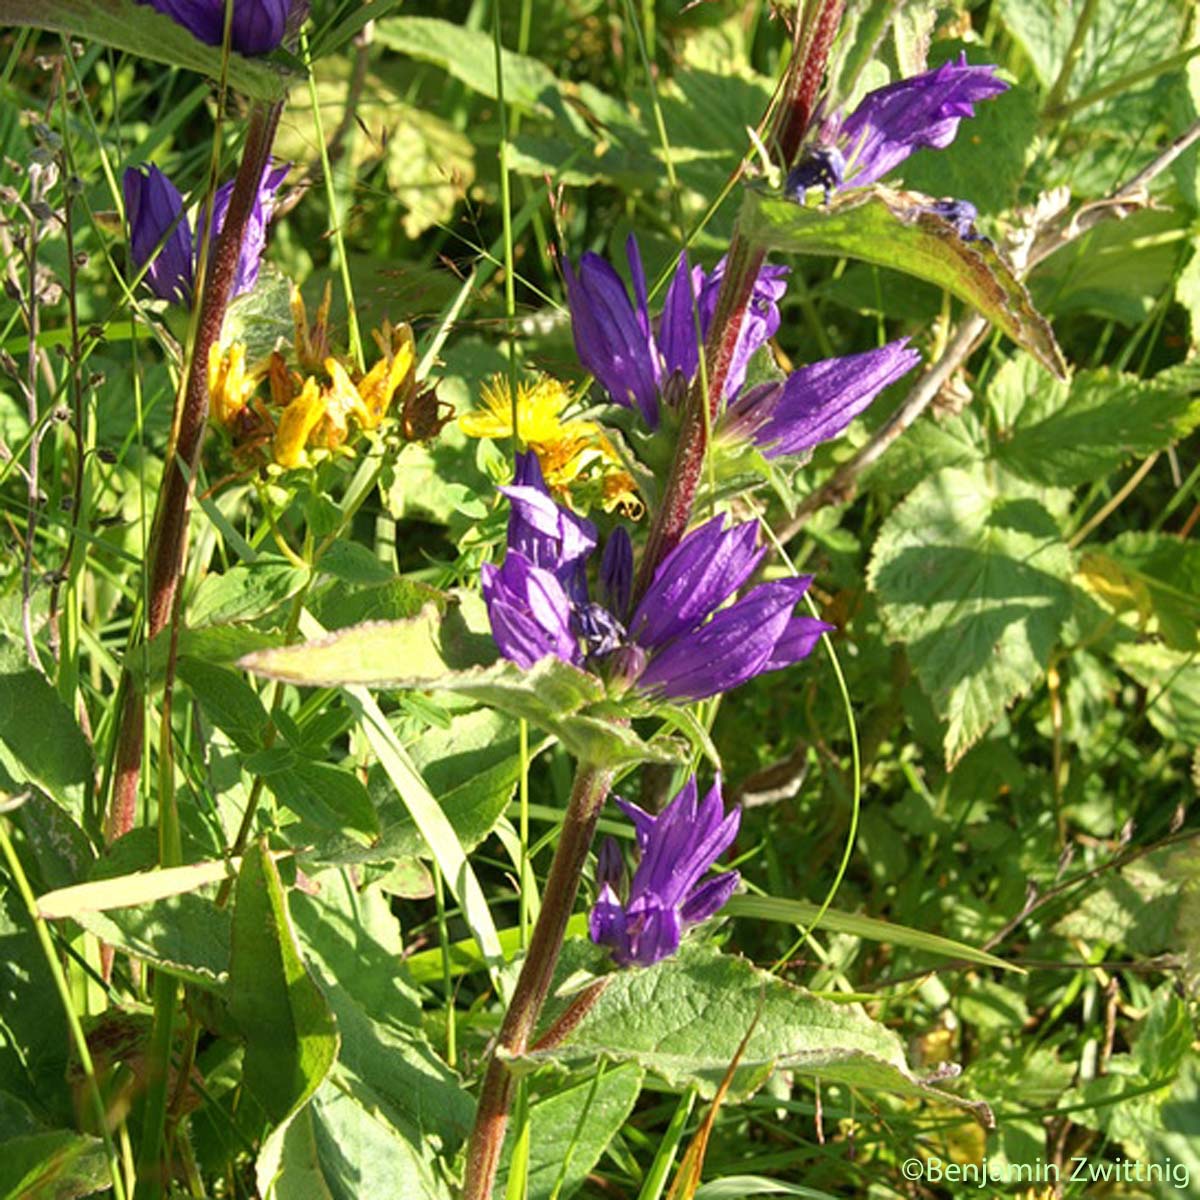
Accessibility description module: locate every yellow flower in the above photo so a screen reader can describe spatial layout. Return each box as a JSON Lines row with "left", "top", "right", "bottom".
{"left": 358, "top": 321, "right": 417, "bottom": 428}
{"left": 207, "top": 341, "right": 259, "bottom": 427}
{"left": 461, "top": 373, "right": 642, "bottom": 516}
{"left": 292, "top": 281, "right": 333, "bottom": 374}
{"left": 274, "top": 376, "right": 327, "bottom": 470}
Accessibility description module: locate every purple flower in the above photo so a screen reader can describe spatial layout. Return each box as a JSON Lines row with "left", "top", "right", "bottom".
{"left": 792, "top": 54, "right": 1007, "bottom": 196}
{"left": 137, "top": 0, "right": 290, "bottom": 55}
{"left": 483, "top": 459, "right": 832, "bottom": 701}
{"left": 564, "top": 235, "right": 788, "bottom": 429}
{"left": 589, "top": 776, "right": 740, "bottom": 968}
{"left": 123, "top": 164, "right": 193, "bottom": 306}
{"left": 123, "top": 160, "right": 288, "bottom": 306}
{"left": 563, "top": 236, "right": 660, "bottom": 428}
{"left": 722, "top": 339, "right": 921, "bottom": 459}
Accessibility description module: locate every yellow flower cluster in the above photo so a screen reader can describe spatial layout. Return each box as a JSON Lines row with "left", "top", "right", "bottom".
{"left": 207, "top": 284, "right": 444, "bottom": 471}
{"left": 460, "top": 374, "right": 642, "bottom": 516}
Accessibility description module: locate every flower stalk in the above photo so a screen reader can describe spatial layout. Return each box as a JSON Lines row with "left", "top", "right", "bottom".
{"left": 461, "top": 762, "right": 614, "bottom": 1199}
{"left": 106, "top": 98, "right": 284, "bottom": 845}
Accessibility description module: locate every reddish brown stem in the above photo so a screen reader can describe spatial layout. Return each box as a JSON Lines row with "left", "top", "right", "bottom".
{"left": 774, "top": 0, "right": 845, "bottom": 168}
{"left": 462, "top": 763, "right": 613, "bottom": 1199}
{"left": 632, "top": 231, "right": 766, "bottom": 602}
{"left": 106, "top": 100, "right": 283, "bottom": 845}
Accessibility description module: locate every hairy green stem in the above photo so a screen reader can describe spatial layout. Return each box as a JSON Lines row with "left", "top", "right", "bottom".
{"left": 106, "top": 98, "right": 283, "bottom": 846}
{"left": 461, "top": 763, "right": 614, "bottom": 1200}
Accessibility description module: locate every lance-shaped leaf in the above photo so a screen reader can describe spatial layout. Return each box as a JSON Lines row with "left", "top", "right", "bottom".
{"left": 241, "top": 604, "right": 682, "bottom": 766}
{"left": 0, "top": 0, "right": 295, "bottom": 101}
{"left": 741, "top": 186, "right": 1066, "bottom": 379}
{"left": 230, "top": 843, "right": 339, "bottom": 1126}
{"left": 518, "top": 943, "right": 991, "bottom": 1123}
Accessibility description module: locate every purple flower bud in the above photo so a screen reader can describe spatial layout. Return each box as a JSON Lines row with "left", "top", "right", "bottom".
{"left": 123, "top": 164, "right": 194, "bottom": 305}
{"left": 628, "top": 515, "right": 763, "bottom": 649}
{"left": 598, "top": 527, "right": 633, "bottom": 621}
{"left": 924, "top": 197, "right": 985, "bottom": 242}
{"left": 590, "top": 776, "right": 740, "bottom": 968}
{"left": 137, "top": 0, "right": 290, "bottom": 55}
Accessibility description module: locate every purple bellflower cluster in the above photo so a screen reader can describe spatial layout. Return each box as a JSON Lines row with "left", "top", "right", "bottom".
{"left": 564, "top": 235, "right": 919, "bottom": 456}
{"left": 786, "top": 53, "right": 1009, "bottom": 200}
{"left": 136, "top": 0, "right": 290, "bottom": 56}
{"left": 482, "top": 454, "right": 831, "bottom": 702}
{"left": 123, "top": 161, "right": 289, "bottom": 306}
{"left": 590, "top": 776, "right": 741, "bottom": 967}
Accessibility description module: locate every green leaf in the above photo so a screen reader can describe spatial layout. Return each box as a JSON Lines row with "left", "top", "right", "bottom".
{"left": 0, "top": 1129, "right": 108, "bottom": 1200}
{"left": 1111, "top": 643, "right": 1200, "bottom": 744}
{"left": 72, "top": 893, "right": 231, "bottom": 992}
{"left": 229, "top": 843, "right": 339, "bottom": 1125}
{"left": 241, "top": 605, "right": 682, "bottom": 766}
{"left": 189, "top": 560, "right": 308, "bottom": 628}
{"left": 496, "top": 1063, "right": 644, "bottom": 1200}
{"left": 868, "top": 465, "right": 1074, "bottom": 766}
{"left": 1031, "top": 208, "right": 1190, "bottom": 326}
{"left": 262, "top": 1082, "right": 456, "bottom": 1200}
{"left": 522, "top": 944, "right": 990, "bottom": 1120}
{"left": 0, "top": 0, "right": 295, "bottom": 101}
{"left": 257, "top": 754, "right": 380, "bottom": 841}
{"left": 0, "top": 651, "right": 93, "bottom": 816}
{"left": 1101, "top": 532, "right": 1200, "bottom": 651}
{"left": 376, "top": 16, "right": 561, "bottom": 115}
{"left": 741, "top": 186, "right": 1066, "bottom": 378}
{"left": 987, "top": 357, "right": 1200, "bottom": 487}
{"left": 308, "top": 576, "right": 443, "bottom": 631}
{"left": 178, "top": 657, "right": 271, "bottom": 752}
{"left": 318, "top": 709, "right": 545, "bottom": 866}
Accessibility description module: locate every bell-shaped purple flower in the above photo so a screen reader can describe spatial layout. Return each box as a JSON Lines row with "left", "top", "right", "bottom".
{"left": 792, "top": 53, "right": 1006, "bottom": 199}
{"left": 564, "top": 235, "right": 788, "bottom": 429}
{"left": 137, "top": 0, "right": 290, "bottom": 55}
{"left": 482, "top": 460, "right": 833, "bottom": 701}
{"left": 589, "top": 776, "right": 740, "bottom": 968}
{"left": 659, "top": 254, "right": 789, "bottom": 403}
{"left": 123, "top": 164, "right": 194, "bottom": 306}
{"left": 205, "top": 162, "right": 290, "bottom": 296}
{"left": 481, "top": 553, "right": 581, "bottom": 670}
{"left": 123, "top": 160, "right": 288, "bottom": 307}
{"left": 722, "top": 338, "right": 920, "bottom": 459}
{"left": 563, "top": 235, "right": 661, "bottom": 429}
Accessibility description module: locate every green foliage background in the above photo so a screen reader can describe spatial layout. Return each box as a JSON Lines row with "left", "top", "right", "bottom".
{"left": 1, "top": 0, "right": 1199, "bottom": 1197}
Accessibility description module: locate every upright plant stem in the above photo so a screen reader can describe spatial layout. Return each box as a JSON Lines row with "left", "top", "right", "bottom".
{"left": 461, "top": 763, "right": 614, "bottom": 1200}
{"left": 106, "top": 99, "right": 283, "bottom": 845}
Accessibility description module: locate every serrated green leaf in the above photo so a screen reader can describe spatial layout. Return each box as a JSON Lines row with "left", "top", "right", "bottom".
{"left": 259, "top": 755, "right": 379, "bottom": 841}
{"left": 241, "top": 606, "right": 681, "bottom": 766}
{"left": 521, "top": 943, "right": 989, "bottom": 1121}
{"left": 230, "top": 843, "right": 339, "bottom": 1125}
{"left": 0, "top": 0, "right": 296, "bottom": 100}
{"left": 988, "top": 360, "right": 1200, "bottom": 486}
{"left": 71, "top": 893, "right": 231, "bottom": 992}
{"left": 868, "top": 465, "right": 1074, "bottom": 766}
{"left": 741, "top": 186, "right": 1066, "bottom": 377}
{"left": 1102, "top": 532, "right": 1200, "bottom": 651}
